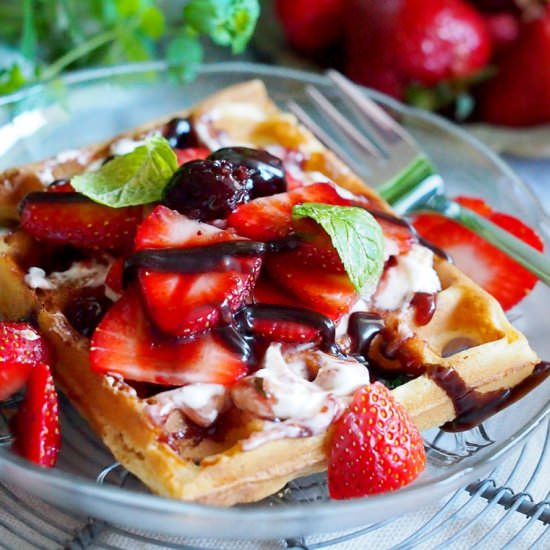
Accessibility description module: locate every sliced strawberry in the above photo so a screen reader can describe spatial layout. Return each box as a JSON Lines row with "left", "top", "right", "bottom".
{"left": 376, "top": 217, "right": 415, "bottom": 255}
{"left": 266, "top": 252, "right": 358, "bottom": 320}
{"left": 292, "top": 217, "right": 344, "bottom": 273}
{"left": 285, "top": 171, "right": 305, "bottom": 190}
{"left": 47, "top": 180, "right": 75, "bottom": 193}
{"left": 413, "top": 196, "right": 544, "bottom": 310}
{"left": 12, "top": 362, "right": 60, "bottom": 467}
{"left": 90, "top": 288, "right": 247, "bottom": 386}
{"left": 174, "top": 147, "right": 210, "bottom": 166}
{"left": 20, "top": 192, "right": 142, "bottom": 252}
{"left": 0, "top": 322, "right": 52, "bottom": 400}
{"left": 134, "top": 205, "right": 261, "bottom": 336}
{"left": 328, "top": 383, "right": 425, "bottom": 498}
{"left": 105, "top": 257, "right": 125, "bottom": 296}
{"left": 227, "top": 182, "right": 352, "bottom": 241}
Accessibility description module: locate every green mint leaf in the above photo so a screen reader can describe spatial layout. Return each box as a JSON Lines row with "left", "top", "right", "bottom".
{"left": 184, "top": 0, "right": 260, "bottom": 53}
{"left": 72, "top": 135, "right": 178, "bottom": 207}
{"left": 0, "top": 64, "right": 28, "bottom": 95}
{"left": 139, "top": 6, "right": 166, "bottom": 39}
{"left": 115, "top": 0, "right": 141, "bottom": 17}
{"left": 292, "top": 203, "right": 384, "bottom": 293}
{"left": 167, "top": 31, "right": 204, "bottom": 82}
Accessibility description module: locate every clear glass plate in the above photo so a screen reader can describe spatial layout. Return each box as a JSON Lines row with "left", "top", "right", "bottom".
{"left": 0, "top": 62, "right": 548, "bottom": 539}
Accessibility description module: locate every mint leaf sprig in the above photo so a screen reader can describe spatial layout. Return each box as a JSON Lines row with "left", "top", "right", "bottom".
{"left": 0, "top": 0, "right": 261, "bottom": 96}
{"left": 292, "top": 203, "right": 385, "bottom": 294}
{"left": 72, "top": 135, "right": 177, "bottom": 207}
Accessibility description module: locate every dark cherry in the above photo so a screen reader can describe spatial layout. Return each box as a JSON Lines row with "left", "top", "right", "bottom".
{"left": 162, "top": 159, "right": 252, "bottom": 221}
{"left": 63, "top": 291, "right": 113, "bottom": 338}
{"left": 208, "top": 147, "right": 287, "bottom": 198}
{"left": 163, "top": 117, "right": 198, "bottom": 149}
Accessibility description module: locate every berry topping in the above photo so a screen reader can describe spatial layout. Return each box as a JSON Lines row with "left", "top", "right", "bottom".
{"left": 63, "top": 291, "right": 113, "bottom": 338}
{"left": 134, "top": 205, "right": 262, "bottom": 337}
{"left": 413, "top": 196, "right": 544, "bottom": 310}
{"left": 90, "top": 287, "right": 248, "bottom": 386}
{"left": 163, "top": 117, "right": 198, "bottom": 149}
{"left": 328, "top": 383, "right": 425, "bottom": 498}
{"left": 0, "top": 322, "right": 52, "bottom": 400}
{"left": 20, "top": 192, "right": 142, "bottom": 252}
{"left": 208, "top": 147, "right": 287, "bottom": 198}
{"left": 12, "top": 362, "right": 60, "bottom": 468}
{"left": 162, "top": 159, "right": 252, "bottom": 221}
{"left": 227, "top": 182, "right": 352, "bottom": 241}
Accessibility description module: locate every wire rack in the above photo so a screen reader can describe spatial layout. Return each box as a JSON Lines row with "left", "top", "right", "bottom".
{"left": 0, "top": 395, "right": 549, "bottom": 550}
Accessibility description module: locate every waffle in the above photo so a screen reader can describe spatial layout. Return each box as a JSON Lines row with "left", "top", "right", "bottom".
{"left": 0, "top": 81, "right": 540, "bottom": 505}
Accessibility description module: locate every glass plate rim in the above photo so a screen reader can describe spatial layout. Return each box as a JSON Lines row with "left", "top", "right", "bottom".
{"left": 0, "top": 60, "right": 549, "bottom": 525}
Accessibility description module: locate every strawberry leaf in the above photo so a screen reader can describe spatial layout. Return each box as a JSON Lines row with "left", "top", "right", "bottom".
{"left": 72, "top": 135, "right": 178, "bottom": 207}
{"left": 292, "top": 203, "right": 384, "bottom": 294}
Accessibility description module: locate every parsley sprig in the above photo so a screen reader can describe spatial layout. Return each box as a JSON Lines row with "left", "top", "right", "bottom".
{"left": 0, "top": 0, "right": 260, "bottom": 95}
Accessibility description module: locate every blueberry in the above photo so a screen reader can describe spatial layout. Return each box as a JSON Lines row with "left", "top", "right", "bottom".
{"left": 163, "top": 117, "right": 198, "bottom": 149}
{"left": 208, "top": 147, "right": 287, "bottom": 199}
{"left": 162, "top": 159, "right": 252, "bottom": 221}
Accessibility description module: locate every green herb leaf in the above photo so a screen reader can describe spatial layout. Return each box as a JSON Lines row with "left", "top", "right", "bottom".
{"left": 72, "top": 135, "right": 178, "bottom": 207}
{"left": 139, "top": 6, "right": 166, "bottom": 39}
{"left": 184, "top": 0, "right": 260, "bottom": 53}
{"left": 166, "top": 30, "right": 204, "bottom": 82}
{"left": 0, "top": 64, "right": 28, "bottom": 95}
{"left": 292, "top": 203, "right": 384, "bottom": 293}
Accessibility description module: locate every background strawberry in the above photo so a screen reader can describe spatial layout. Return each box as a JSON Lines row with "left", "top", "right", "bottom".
{"left": 413, "top": 196, "right": 544, "bottom": 310}
{"left": 476, "top": 4, "right": 550, "bottom": 126}
{"left": 275, "top": 0, "right": 345, "bottom": 55}
{"left": 344, "top": 0, "right": 492, "bottom": 99}
{"left": 328, "top": 383, "right": 425, "bottom": 498}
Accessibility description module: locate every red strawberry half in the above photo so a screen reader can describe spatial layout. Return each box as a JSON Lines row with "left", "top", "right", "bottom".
{"left": 90, "top": 287, "right": 247, "bottom": 386}
{"left": 227, "top": 182, "right": 352, "bottom": 241}
{"left": 0, "top": 322, "right": 51, "bottom": 400}
{"left": 413, "top": 196, "right": 544, "bottom": 310}
{"left": 328, "top": 383, "right": 425, "bottom": 498}
{"left": 20, "top": 192, "right": 142, "bottom": 252}
{"left": 12, "top": 362, "right": 61, "bottom": 467}
{"left": 174, "top": 147, "right": 210, "bottom": 166}
{"left": 134, "top": 205, "right": 262, "bottom": 337}
{"left": 266, "top": 251, "right": 358, "bottom": 320}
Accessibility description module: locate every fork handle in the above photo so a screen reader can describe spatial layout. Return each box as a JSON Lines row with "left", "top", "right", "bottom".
{"left": 415, "top": 194, "right": 550, "bottom": 287}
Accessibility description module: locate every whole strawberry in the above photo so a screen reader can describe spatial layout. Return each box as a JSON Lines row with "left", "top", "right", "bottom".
{"left": 477, "top": 5, "right": 550, "bottom": 126}
{"left": 275, "top": 0, "right": 345, "bottom": 55}
{"left": 344, "top": 0, "right": 492, "bottom": 99}
{"left": 328, "top": 383, "right": 425, "bottom": 498}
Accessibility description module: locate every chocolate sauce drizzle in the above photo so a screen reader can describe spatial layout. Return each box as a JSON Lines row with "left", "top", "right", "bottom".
{"left": 122, "top": 237, "right": 298, "bottom": 285}
{"left": 235, "top": 303, "right": 341, "bottom": 355}
{"left": 428, "top": 361, "right": 550, "bottom": 432}
{"left": 21, "top": 191, "right": 91, "bottom": 207}
{"left": 348, "top": 312, "right": 384, "bottom": 357}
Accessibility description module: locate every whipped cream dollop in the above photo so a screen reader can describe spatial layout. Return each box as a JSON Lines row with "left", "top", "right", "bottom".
{"left": 232, "top": 344, "right": 369, "bottom": 450}
{"left": 374, "top": 244, "right": 441, "bottom": 311}
{"left": 145, "top": 383, "right": 228, "bottom": 428}
{"left": 24, "top": 259, "right": 112, "bottom": 290}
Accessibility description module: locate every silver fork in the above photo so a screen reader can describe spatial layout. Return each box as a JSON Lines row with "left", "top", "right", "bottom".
{"left": 287, "top": 70, "right": 550, "bottom": 287}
